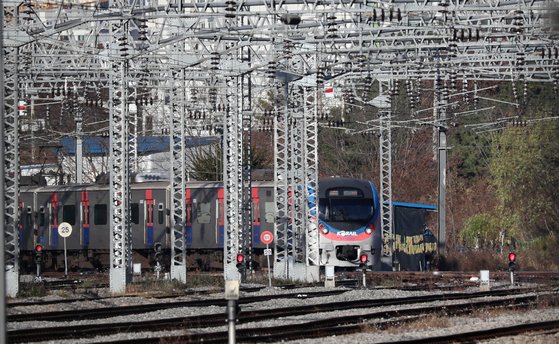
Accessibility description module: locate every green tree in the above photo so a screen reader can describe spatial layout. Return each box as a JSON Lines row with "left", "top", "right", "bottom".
{"left": 489, "top": 121, "right": 559, "bottom": 268}
{"left": 188, "top": 140, "right": 273, "bottom": 181}
{"left": 459, "top": 213, "right": 508, "bottom": 251}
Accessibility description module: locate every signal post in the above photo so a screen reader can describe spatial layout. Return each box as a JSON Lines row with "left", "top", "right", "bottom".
{"left": 508, "top": 252, "right": 517, "bottom": 285}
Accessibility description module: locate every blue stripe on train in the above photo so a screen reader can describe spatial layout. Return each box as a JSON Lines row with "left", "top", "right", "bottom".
{"left": 219, "top": 225, "right": 224, "bottom": 246}
{"left": 51, "top": 227, "right": 59, "bottom": 247}
{"left": 185, "top": 225, "right": 192, "bottom": 248}
{"left": 83, "top": 226, "right": 90, "bottom": 248}
{"left": 147, "top": 225, "right": 154, "bottom": 247}
{"left": 253, "top": 225, "right": 261, "bottom": 245}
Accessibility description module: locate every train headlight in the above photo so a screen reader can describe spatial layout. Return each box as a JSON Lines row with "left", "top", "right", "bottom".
{"left": 365, "top": 226, "right": 373, "bottom": 235}
{"left": 319, "top": 224, "right": 328, "bottom": 234}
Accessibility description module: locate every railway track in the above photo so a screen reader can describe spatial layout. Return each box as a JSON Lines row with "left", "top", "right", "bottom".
{"left": 8, "top": 285, "right": 266, "bottom": 308}
{"left": 7, "top": 289, "right": 347, "bottom": 322}
{"left": 376, "top": 320, "right": 559, "bottom": 343}
{"left": 8, "top": 287, "right": 556, "bottom": 343}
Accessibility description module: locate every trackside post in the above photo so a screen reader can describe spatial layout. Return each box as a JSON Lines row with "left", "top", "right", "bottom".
{"left": 225, "top": 280, "right": 240, "bottom": 344}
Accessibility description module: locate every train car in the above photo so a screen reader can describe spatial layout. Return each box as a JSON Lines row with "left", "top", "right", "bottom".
{"left": 18, "top": 176, "right": 380, "bottom": 272}
{"left": 318, "top": 177, "right": 381, "bottom": 270}
{"left": 18, "top": 178, "right": 277, "bottom": 272}
{"left": 19, "top": 181, "right": 171, "bottom": 271}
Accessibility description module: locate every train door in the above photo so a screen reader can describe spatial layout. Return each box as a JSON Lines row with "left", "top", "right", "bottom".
{"left": 251, "top": 187, "right": 262, "bottom": 248}
{"left": 191, "top": 186, "right": 221, "bottom": 249}
{"left": 260, "top": 185, "right": 276, "bottom": 247}
{"left": 130, "top": 188, "right": 147, "bottom": 250}
{"left": 132, "top": 184, "right": 168, "bottom": 250}
{"left": 57, "top": 190, "right": 81, "bottom": 251}
{"left": 80, "top": 191, "right": 91, "bottom": 249}
{"left": 89, "top": 188, "right": 110, "bottom": 250}
{"left": 34, "top": 191, "right": 58, "bottom": 250}
{"left": 150, "top": 185, "right": 169, "bottom": 248}
{"left": 19, "top": 189, "right": 36, "bottom": 251}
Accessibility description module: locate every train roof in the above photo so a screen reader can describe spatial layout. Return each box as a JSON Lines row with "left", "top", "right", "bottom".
{"left": 318, "top": 177, "right": 375, "bottom": 198}
{"left": 20, "top": 180, "right": 274, "bottom": 193}
{"left": 385, "top": 201, "right": 437, "bottom": 210}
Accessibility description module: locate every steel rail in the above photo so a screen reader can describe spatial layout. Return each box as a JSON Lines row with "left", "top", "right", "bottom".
{"left": 7, "top": 287, "right": 554, "bottom": 342}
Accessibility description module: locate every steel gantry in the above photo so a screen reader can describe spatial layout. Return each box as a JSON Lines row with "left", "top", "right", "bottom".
{"left": 3, "top": 0, "right": 559, "bottom": 293}
{"left": 3, "top": 0, "right": 22, "bottom": 298}
{"left": 108, "top": 18, "right": 132, "bottom": 293}
{"left": 170, "top": 67, "right": 188, "bottom": 283}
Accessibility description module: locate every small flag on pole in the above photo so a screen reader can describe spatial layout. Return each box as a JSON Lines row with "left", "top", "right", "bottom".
{"left": 324, "top": 86, "right": 334, "bottom": 98}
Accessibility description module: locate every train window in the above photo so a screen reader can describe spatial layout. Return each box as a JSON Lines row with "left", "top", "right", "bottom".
{"left": 130, "top": 203, "right": 139, "bottom": 224}
{"left": 49, "top": 203, "right": 55, "bottom": 225}
{"left": 318, "top": 199, "right": 329, "bottom": 221}
{"left": 327, "top": 188, "right": 363, "bottom": 198}
{"left": 329, "top": 198, "right": 373, "bottom": 222}
{"left": 264, "top": 202, "right": 275, "bottom": 223}
{"left": 39, "top": 206, "right": 46, "bottom": 227}
{"left": 196, "top": 202, "right": 211, "bottom": 224}
{"left": 26, "top": 206, "right": 33, "bottom": 227}
{"left": 158, "top": 203, "right": 164, "bottom": 224}
{"left": 94, "top": 204, "right": 108, "bottom": 225}
{"left": 63, "top": 205, "right": 76, "bottom": 225}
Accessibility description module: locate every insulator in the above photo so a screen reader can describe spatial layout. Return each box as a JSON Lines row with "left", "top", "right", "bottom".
{"left": 516, "top": 52, "right": 525, "bottom": 66}
{"left": 326, "top": 25, "right": 338, "bottom": 38}
{"left": 210, "top": 52, "right": 220, "bottom": 70}
{"left": 468, "top": 28, "right": 472, "bottom": 40}
{"left": 389, "top": 8, "right": 393, "bottom": 21}
{"left": 372, "top": 9, "right": 377, "bottom": 22}
{"left": 397, "top": 8, "right": 402, "bottom": 21}
{"left": 225, "top": 0, "right": 237, "bottom": 18}
{"left": 512, "top": 81, "right": 519, "bottom": 104}
{"left": 267, "top": 61, "right": 277, "bottom": 79}
{"left": 438, "top": 0, "right": 449, "bottom": 16}
{"left": 381, "top": 8, "right": 385, "bottom": 22}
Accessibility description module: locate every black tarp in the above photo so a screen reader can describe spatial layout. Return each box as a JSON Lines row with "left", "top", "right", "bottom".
{"left": 393, "top": 206, "right": 437, "bottom": 271}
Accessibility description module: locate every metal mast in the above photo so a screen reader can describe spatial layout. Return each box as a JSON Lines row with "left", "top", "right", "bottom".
{"left": 2, "top": 0, "right": 20, "bottom": 298}
{"left": 377, "top": 79, "right": 394, "bottom": 270}
{"left": 170, "top": 67, "right": 188, "bottom": 283}
{"left": 108, "top": 18, "right": 131, "bottom": 294}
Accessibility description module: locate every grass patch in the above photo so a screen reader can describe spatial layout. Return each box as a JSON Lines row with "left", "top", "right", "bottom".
{"left": 126, "top": 274, "right": 225, "bottom": 294}
{"left": 18, "top": 283, "right": 48, "bottom": 298}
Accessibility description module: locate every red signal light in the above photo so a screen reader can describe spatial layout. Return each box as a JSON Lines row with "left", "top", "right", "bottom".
{"left": 35, "top": 244, "right": 43, "bottom": 252}
{"left": 359, "top": 254, "right": 368, "bottom": 263}
{"left": 508, "top": 252, "right": 517, "bottom": 262}
{"left": 236, "top": 254, "right": 244, "bottom": 264}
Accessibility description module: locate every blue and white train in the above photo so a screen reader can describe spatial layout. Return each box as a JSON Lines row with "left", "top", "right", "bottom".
{"left": 17, "top": 176, "right": 382, "bottom": 272}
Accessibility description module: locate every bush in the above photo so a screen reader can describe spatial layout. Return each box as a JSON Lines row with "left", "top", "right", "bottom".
{"left": 442, "top": 251, "right": 505, "bottom": 271}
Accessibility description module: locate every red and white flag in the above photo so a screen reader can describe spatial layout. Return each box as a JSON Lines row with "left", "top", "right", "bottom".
{"left": 324, "top": 86, "right": 334, "bottom": 98}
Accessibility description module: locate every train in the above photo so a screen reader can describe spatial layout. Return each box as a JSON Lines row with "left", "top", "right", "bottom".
{"left": 18, "top": 176, "right": 381, "bottom": 273}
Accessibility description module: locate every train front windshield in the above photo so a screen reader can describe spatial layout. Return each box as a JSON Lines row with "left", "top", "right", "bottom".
{"left": 319, "top": 198, "right": 374, "bottom": 224}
